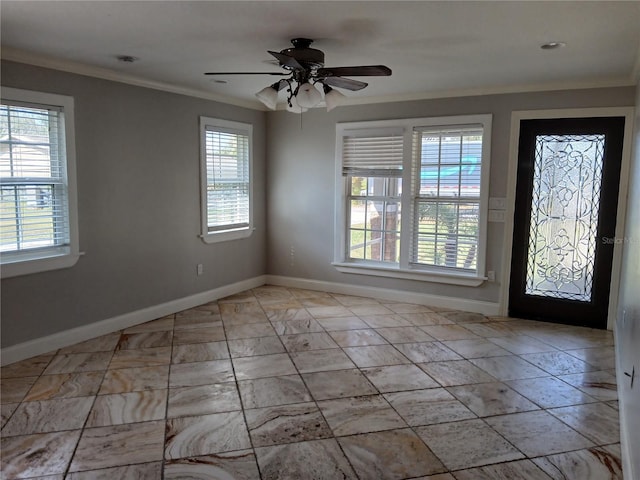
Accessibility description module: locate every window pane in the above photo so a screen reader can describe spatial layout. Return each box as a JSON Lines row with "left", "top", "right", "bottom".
{"left": 350, "top": 177, "right": 367, "bottom": 196}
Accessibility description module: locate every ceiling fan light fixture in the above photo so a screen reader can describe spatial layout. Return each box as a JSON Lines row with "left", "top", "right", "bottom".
{"left": 323, "top": 85, "right": 346, "bottom": 112}
{"left": 286, "top": 102, "right": 308, "bottom": 114}
{"left": 294, "top": 82, "right": 322, "bottom": 108}
{"left": 255, "top": 84, "right": 279, "bottom": 110}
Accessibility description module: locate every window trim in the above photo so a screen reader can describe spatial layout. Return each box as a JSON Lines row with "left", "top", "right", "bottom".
{"left": 334, "top": 114, "right": 492, "bottom": 286}
{"left": 1, "top": 87, "right": 80, "bottom": 278}
{"left": 199, "top": 116, "right": 254, "bottom": 244}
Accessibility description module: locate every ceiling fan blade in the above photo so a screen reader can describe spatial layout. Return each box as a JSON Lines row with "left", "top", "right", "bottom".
{"left": 268, "top": 51, "right": 304, "bottom": 70}
{"left": 317, "top": 65, "right": 392, "bottom": 77}
{"left": 322, "top": 76, "right": 368, "bottom": 91}
{"left": 204, "top": 71, "right": 289, "bottom": 76}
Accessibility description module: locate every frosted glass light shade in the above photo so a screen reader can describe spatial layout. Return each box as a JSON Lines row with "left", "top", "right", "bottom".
{"left": 255, "top": 86, "right": 278, "bottom": 110}
{"left": 324, "top": 88, "right": 346, "bottom": 111}
{"left": 295, "top": 82, "right": 322, "bottom": 108}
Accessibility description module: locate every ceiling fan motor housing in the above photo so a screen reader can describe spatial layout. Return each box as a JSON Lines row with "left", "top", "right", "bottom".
{"left": 280, "top": 38, "right": 325, "bottom": 70}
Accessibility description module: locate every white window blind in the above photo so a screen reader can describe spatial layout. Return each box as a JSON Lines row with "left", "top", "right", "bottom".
{"left": 411, "top": 125, "right": 484, "bottom": 271}
{"left": 342, "top": 129, "right": 404, "bottom": 177}
{"left": 199, "top": 117, "right": 253, "bottom": 243}
{"left": 1, "top": 101, "right": 70, "bottom": 254}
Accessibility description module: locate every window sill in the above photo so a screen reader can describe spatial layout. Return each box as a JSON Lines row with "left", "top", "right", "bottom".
{"left": 1, "top": 249, "right": 81, "bottom": 278}
{"left": 332, "top": 262, "right": 487, "bottom": 286}
{"left": 200, "top": 227, "right": 254, "bottom": 244}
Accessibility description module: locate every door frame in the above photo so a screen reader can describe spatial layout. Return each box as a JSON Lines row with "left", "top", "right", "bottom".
{"left": 500, "top": 107, "right": 635, "bottom": 330}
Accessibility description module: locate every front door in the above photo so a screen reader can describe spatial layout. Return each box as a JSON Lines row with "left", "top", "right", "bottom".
{"left": 509, "top": 117, "right": 625, "bottom": 329}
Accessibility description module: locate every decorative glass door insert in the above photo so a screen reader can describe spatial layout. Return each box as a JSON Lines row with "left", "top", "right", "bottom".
{"left": 526, "top": 134, "right": 605, "bottom": 301}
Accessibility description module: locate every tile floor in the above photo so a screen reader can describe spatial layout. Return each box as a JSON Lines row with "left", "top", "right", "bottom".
{"left": 0, "top": 285, "right": 623, "bottom": 479}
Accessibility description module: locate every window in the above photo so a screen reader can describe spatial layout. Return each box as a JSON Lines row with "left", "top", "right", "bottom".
{"left": 335, "top": 115, "right": 491, "bottom": 286}
{"left": 199, "top": 117, "right": 253, "bottom": 243}
{"left": 1, "top": 87, "right": 79, "bottom": 278}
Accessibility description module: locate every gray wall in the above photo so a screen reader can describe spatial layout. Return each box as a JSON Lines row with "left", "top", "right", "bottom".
{"left": 1, "top": 61, "right": 267, "bottom": 347}
{"left": 266, "top": 87, "right": 636, "bottom": 303}
{"left": 616, "top": 81, "right": 640, "bottom": 478}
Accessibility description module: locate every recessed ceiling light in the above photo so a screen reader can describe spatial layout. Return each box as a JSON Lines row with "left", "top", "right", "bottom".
{"left": 540, "top": 42, "right": 566, "bottom": 50}
{"left": 116, "top": 55, "right": 139, "bottom": 63}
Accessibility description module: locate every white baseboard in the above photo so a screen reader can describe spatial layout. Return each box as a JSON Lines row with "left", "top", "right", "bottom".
{"left": 266, "top": 275, "right": 501, "bottom": 316}
{"left": 1, "top": 275, "right": 266, "bottom": 366}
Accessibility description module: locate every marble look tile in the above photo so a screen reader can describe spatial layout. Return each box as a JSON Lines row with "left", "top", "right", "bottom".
{"left": 1, "top": 402, "right": 19, "bottom": 428}
{"left": 99, "top": 365, "right": 169, "bottom": 394}
{"left": 361, "top": 364, "right": 440, "bottom": 392}
{"left": 289, "top": 349, "right": 356, "bottom": 373}
{"left": 86, "top": 390, "right": 167, "bottom": 427}
{"left": 416, "top": 419, "right": 524, "bottom": 470}
{"left": 533, "top": 445, "right": 623, "bottom": 480}
{"left": 557, "top": 370, "right": 618, "bottom": 401}
{"left": 418, "top": 360, "right": 496, "bottom": 386}
{"left": 57, "top": 333, "right": 121, "bottom": 354}
{"left": 348, "top": 304, "right": 395, "bottom": 316}
{"left": 520, "top": 351, "right": 596, "bottom": 376}
{"left": 177, "top": 302, "right": 220, "bottom": 315}
{"left": 281, "top": 332, "right": 339, "bottom": 352}
{"left": 227, "top": 336, "right": 285, "bottom": 357}
{"left": 328, "top": 329, "right": 388, "bottom": 347}
{"left": 385, "top": 388, "right": 476, "bottom": 426}
{"left": 470, "top": 355, "right": 549, "bottom": 380}
{"left": 565, "top": 346, "right": 616, "bottom": 370}
{"left": 70, "top": 421, "right": 165, "bottom": 471}
{"left": 1, "top": 430, "right": 81, "bottom": 478}
{"left": 462, "top": 322, "right": 522, "bottom": 337}
{"left": 173, "top": 326, "right": 226, "bottom": 345}
{"left": 399, "top": 312, "right": 454, "bottom": 326}
{"left": 116, "top": 331, "right": 173, "bottom": 350}
{"left": 24, "top": 372, "right": 103, "bottom": 401}
{"left": 172, "top": 341, "right": 230, "bottom": 363}
{"left": 173, "top": 314, "right": 222, "bottom": 331}
{"left": 395, "top": 342, "right": 462, "bottom": 363}
{"left": 169, "top": 360, "right": 235, "bottom": 388}
{"left": 439, "top": 311, "right": 489, "bottom": 324}
{"left": 316, "top": 315, "right": 370, "bottom": 331}
{"left": 43, "top": 352, "right": 113, "bottom": 375}
{"left": 260, "top": 299, "right": 304, "bottom": 310}
{"left": 383, "top": 303, "right": 433, "bottom": 314}
{"left": 505, "top": 376, "right": 596, "bottom": 408}
{"left": 2, "top": 396, "right": 94, "bottom": 436}
{"left": 238, "top": 375, "right": 312, "bottom": 409}
{"left": 123, "top": 316, "right": 174, "bottom": 333}
{"left": 168, "top": 383, "right": 241, "bottom": 418}
{"left": 487, "top": 335, "right": 558, "bottom": 354}
{"left": 420, "top": 325, "right": 480, "bottom": 340}
{"left": 218, "top": 291, "right": 256, "bottom": 303}
{"left": 317, "top": 395, "right": 406, "bottom": 436}
{"left": 245, "top": 402, "right": 332, "bottom": 446}
{"left": 485, "top": 410, "right": 593, "bottom": 457}
{"left": 359, "top": 314, "right": 413, "bottom": 328}
{"left": 222, "top": 313, "right": 270, "bottom": 326}
{"left": 225, "top": 322, "right": 277, "bottom": 339}
{"left": 338, "top": 428, "right": 446, "bottom": 479}
{"left": 164, "top": 411, "right": 251, "bottom": 460}
{"left": 271, "top": 318, "right": 325, "bottom": 335}
{"left": 1, "top": 376, "right": 40, "bottom": 403}
{"left": 411, "top": 475, "right": 456, "bottom": 480}
{"left": 375, "top": 326, "right": 435, "bottom": 344}
{"left": 219, "top": 300, "right": 264, "bottom": 316}
{"left": 454, "top": 459, "right": 552, "bottom": 480}
{"left": 255, "top": 438, "right": 358, "bottom": 480}
{"left": 333, "top": 294, "right": 381, "bottom": 306}
{"left": 232, "top": 353, "right": 297, "bottom": 380}
{"left": 289, "top": 288, "right": 332, "bottom": 299}
{"left": 66, "top": 462, "right": 162, "bottom": 480}
{"left": 265, "top": 308, "right": 312, "bottom": 323}
{"left": 109, "top": 346, "right": 171, "bottom": 369}
{"left": 1, "top": 354, "right": 54, "bottom": 378}
{"left": 447, "top": 382, "right": 539, "bottom": 417}
{"left": 164, "top": 450, "right": 260, "bottom": 480}
{"left": 302, "top": 369, "right": 378, "bottom": 400}
{"left": 300, "top": 297, "right": 341, "bottom": 307}
{"left": 606, "top": 400, "right": 619, "bottom": 410}
{"left": 548, "top": 402, "right": 620, "bottom": 445}
{"left": 343, "top": 345, "right": 410, "bottom": 367}
{"left": 441, "top": 338, "right": 512, "bottom": 358}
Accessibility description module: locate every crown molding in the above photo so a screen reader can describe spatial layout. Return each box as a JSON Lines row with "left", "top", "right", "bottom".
{"left": 2, "top": 47, "right": 635, "bottom": 112}
{"left": 1, "top": 47, "right": 268, "bottom": 111}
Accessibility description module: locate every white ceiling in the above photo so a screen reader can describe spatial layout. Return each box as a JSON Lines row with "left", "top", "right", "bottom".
{"left": 2, "top": 1, "right": 639, "bottom": 110}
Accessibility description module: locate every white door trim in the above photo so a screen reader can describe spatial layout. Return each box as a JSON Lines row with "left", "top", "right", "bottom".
{"left": 500, "top": 107, "right": 635, "bottom": 329}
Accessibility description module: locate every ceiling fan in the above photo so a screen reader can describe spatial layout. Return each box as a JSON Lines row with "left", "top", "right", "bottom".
{"left": 205, "top": 38, "right": 392, "bottom": 112}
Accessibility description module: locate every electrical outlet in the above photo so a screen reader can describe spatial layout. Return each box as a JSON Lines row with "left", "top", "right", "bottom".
{"left": 197, "top": 264, "right": 204, "bottom": 276}
{"left": 487, "top": 270, "right": 495, "bottom": 281}
{"left": 290, "top": 246, "right": 295, "bottom": 266}
{"left": 489, "top": 197, "right": 507, "bottom": 210}
{"left": 488, "top": 210, "right": 506, "bottom": 222}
